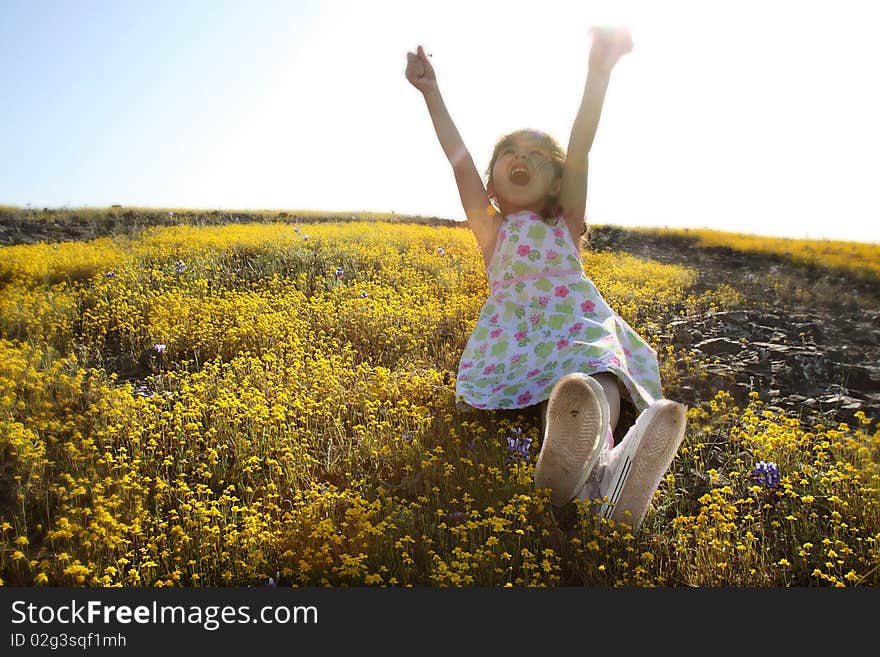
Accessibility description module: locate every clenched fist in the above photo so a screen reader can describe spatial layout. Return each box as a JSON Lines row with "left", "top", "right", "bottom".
{"left": 405, "top": 45, "right": 438, "bottom": 95}
{"left": 588, "top": 27, "right": 633, "bottom": 73}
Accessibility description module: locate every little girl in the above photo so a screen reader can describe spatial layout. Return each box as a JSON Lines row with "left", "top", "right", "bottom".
{"left": 405, "top": 27, "right": 687, "bottom": 531}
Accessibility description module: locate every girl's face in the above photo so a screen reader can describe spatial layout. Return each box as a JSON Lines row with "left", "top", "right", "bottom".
{"left": 488, "top": 134, "right": 561, "bottom": 215}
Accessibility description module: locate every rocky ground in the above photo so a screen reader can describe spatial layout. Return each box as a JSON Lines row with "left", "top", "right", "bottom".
{"left": 2, "top": 213, "right": 878, "bottom": 428}
{"left": 590, "top": 226, "right": 880, "bottom": 428}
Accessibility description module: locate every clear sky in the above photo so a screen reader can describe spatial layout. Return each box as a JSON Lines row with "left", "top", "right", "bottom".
{"left": 2, "top": 0, "right": 878, "bottom": 243}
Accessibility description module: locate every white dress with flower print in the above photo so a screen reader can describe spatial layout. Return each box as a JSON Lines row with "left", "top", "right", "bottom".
{"left": 455, "top": 211, "right": 663, "bottom": 413}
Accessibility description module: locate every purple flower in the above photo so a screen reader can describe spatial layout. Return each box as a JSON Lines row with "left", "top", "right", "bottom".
{"left": 174, "top": 260, "right": 186, "bottom": 274}
{"left": 264, "top": 570, "right": 280, "bottom": 587}
{"left": 154, "top": 344, "right": 167, "bottom": 354}
{"left": 505, "top": 427, "right": 532, "bottom": 465}
{"left": 752, "top": 461, "right": 780, "bottom": 489}
{"left": 401, "top": 432, "right": 414, "bottom": 443}
{"left": 334, "top": 268, "right": 344, "bottom": 278}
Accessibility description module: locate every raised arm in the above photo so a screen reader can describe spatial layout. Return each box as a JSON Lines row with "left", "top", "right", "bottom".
{"left": 405, "top": 45, "right": 500, "bottom": 262}
{"left": 559, "top": 27, "right": 633, "bottom": 240}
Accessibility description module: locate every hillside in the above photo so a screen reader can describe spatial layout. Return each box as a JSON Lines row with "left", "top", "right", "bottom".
{"left": 1, "top": 209, "right": 879, "bottom": 587}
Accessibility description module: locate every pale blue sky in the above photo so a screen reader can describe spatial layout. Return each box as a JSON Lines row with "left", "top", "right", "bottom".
{"left": 2, "top": 0, "right": 878, "bottom": 243}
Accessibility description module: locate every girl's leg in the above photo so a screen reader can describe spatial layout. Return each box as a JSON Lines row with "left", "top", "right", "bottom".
{"left": 537, "top": 400, "right": 548, "bottom": 435}
{"left": 538, "top": 373, "right": 620, "bottom": 435}
{"left": 592, "top": 372, "right": 621, "bottom": 432}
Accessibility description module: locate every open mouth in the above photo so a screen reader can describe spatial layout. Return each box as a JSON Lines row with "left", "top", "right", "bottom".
{"left": 509, "top": 167, "right": 531, "bottom": 186}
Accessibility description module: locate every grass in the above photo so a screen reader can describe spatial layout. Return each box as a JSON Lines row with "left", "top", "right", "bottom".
{"left": 0, "top": 212, "right": 878, "bottom": 587}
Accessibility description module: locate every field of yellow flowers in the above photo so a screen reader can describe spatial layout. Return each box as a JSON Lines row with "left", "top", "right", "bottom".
{"left": 629, "top": 225, "right": 880, "bottom": 281}
{"left": 1, "top": 217, "right": 878, "bottom": 587}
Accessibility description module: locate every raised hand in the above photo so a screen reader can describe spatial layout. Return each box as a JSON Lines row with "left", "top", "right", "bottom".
{"left": 405, "top": 45, "right": 438, "bottom": 95}
{"left": 588, "top": 27, "right": 633, "bottom": 73}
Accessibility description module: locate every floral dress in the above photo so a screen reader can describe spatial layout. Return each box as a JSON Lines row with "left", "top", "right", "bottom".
{"left": 455, "top": 210, "right": 663, "bottom": 413}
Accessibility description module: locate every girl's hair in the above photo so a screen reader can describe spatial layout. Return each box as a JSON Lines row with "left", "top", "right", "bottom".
{"left": 486, "top": 129, "right": 567, "bottom": 222}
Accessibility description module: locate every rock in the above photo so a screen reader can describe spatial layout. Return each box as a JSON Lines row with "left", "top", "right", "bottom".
{"left": 635, "top": 282, "right": 879, "bottom": 424}
{"left": 731, "top": 382, "right": 753, "bottom": 406}
{"left": 710, "top": 310, "right": 750, "bottom": 324}
{"left": 841, "top": 364, "right": 880, "bottom": 391}
{"left": 769, "top": 330, "right": 788, "bottom": 344}
{"left": 825, "top": 348, "right": 847, "bottom": 362}
{"left": 695, "top": 337, "right": 746, "bottom": 356}
{"left": 751, "top": 341, "right": 791, "bottom": 354}
{"left": 817, "top": 394, "right": 863, "bottom": 409}
{"left": 673, "top": 325, "right": 693, "bottom": 346}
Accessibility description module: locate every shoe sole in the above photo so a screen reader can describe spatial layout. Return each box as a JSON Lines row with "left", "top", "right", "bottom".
{"left": 534, "top": 373, "right": 609, "bottom": 506}
{"left": 599, "top": 400, "right": 687, "bottom": 529}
